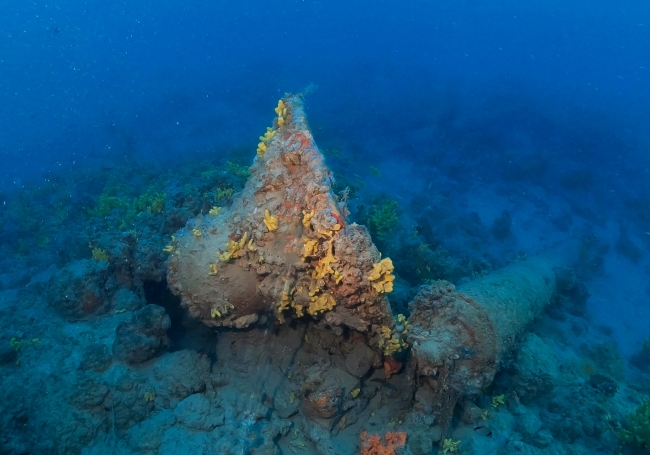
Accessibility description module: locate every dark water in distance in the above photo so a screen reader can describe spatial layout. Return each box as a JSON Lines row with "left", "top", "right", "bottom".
{"left": 1, "top": 0, "right": 648, "bottom": 189}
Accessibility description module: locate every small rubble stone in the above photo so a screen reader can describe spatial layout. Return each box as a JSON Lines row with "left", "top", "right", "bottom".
{"left": 127, "top": 409, "right": 176, "bottom": 452}
{"left": 516, "top": 409, "right": 543, "bottom": 441}
{"left": 512, "top": 333, "right": 559, "bottom": 403}
{"left": 430, "top": 426, "right": 443, "bottom": 443}
{"left": 152, "top": 350, "right": 210, "bottom": 400}
{"left": 459, "top": 400, "right": 483, "bottom": 424}
{"left": 174, "top": 394, "right": 224, "bottom": 431}
{"left": 69, "top": 373, "right": 110, "bottom": 410}
{"left": 113, "top": 304, "right": 170, "bottom": 364}
{"left": 344, "top": 343, "right": 376, "bottom": 378}
{"left": 409, "top": 431, "right": 434, "bottom": 455}
{"left": 159, "top": 426, "right": 213, "bottom": 455}
{"left": 588, "top": 373, "right": 619, "bottom": 397}
{"left": 210, "top": 368, "right": 230, "bottom": 388}
{"left": 531, "top": 428, "right": 554, "bottom": 448}
{"left": 48, "top": 259, "right": 114, "bottom": 320}
{"left": 273, "top": 389, "right": 300, "bottom": 419}
{"left": 79, "top": 343, "right": 112, "bottom": 372}
{"left": 303, "top": 386, "right": 342, "bottom": 419}
{"left": 111, "top": 288, "right": 145, "bottom": 312}
{"left": 110, "top": 367, "right": 155, "bottom": 431}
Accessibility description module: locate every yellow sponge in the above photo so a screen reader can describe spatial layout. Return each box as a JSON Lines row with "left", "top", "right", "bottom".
{"left": 308, "top": 293, "right": 336, "bottom": 315}
{"left": 263, "top": 209, "right": 278, "bottom": 231}
{"left": 367, "top": 257, "right": 395, "bottom": 293}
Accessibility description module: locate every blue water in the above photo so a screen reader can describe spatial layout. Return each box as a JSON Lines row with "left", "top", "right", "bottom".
{"left": 2, "top": 1, "right": 650, "bottom": 454}
{"left": 2, "top": 0, "right": 648, "bottom": 186}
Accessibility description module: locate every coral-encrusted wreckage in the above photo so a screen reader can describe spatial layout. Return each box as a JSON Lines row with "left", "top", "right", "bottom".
{"left": 166, "top": 95, "right": 579, "bottom": 454}
{"left": 167, "top": 96, "right": 405, "bottom": 355}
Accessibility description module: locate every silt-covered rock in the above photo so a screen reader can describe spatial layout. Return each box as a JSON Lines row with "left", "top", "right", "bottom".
{"left": 112, "top": 304, "right": 171, "bottom": 364}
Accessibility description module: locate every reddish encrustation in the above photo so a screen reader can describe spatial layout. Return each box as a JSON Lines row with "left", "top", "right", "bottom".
{"left": 332, "top": 213, "right": 345, "bottom": 229}
{"left": 360, "top": 431, "right": 407, "bottom": 455}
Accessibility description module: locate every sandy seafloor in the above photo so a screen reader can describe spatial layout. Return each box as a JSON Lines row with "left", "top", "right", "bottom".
{"left": 1, "top": 100, "right": 650, "bottom": 455}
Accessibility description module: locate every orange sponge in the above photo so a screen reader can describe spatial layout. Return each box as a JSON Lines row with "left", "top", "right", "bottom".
{"left": 360, "top": 431, "right": 407, "bottom": 455}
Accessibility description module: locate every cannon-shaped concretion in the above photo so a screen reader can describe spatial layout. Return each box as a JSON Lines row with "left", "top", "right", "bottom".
{"left": 167, "top": 95, "right": 406, "bottom": 355}
{"left": 407, "top": 244, "right": 579, "bottom": 428}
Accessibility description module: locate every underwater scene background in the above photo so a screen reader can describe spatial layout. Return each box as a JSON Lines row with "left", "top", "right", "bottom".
{"left": 1, "top": 0, "right": 650, "bottom": 454}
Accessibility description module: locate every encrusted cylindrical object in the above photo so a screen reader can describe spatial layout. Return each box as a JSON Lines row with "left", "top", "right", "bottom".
{"left": 167, "top": 95, "right": 401, "bottom": 352}
{"left": 408, "top": 244, "right": 578, "bottom": 416}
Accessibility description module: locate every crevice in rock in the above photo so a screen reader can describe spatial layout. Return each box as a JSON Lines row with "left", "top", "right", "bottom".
{"left": 142, "top": 279, "right": 217, "bottom": 358}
